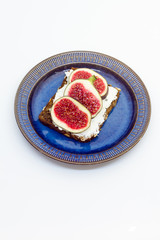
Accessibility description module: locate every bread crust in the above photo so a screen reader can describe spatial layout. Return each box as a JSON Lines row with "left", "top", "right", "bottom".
{"left": 39, "top": 76, "right": 120, "bottom": 142}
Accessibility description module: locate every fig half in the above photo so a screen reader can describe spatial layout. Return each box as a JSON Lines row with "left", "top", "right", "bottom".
{"left": 51, "top": 96, "right": 91, "bottom": 133}
{"left": 68, "top": 68, "right": 108, "bottom": 98}
{"left": 64, "top": 79, "right": 103, "bottom": 118}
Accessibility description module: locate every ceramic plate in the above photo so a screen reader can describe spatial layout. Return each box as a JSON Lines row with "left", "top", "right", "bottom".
{"left": 15, "top": 51, "right": 151, "bottom": 164}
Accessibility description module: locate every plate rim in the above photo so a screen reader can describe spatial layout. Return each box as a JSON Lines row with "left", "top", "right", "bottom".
{"left": 14, "top": 50, "right": 151, "bottom": 164}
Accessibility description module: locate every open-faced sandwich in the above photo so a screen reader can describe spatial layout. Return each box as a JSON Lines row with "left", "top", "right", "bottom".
{"left": 39, "top": 68, "right": 121, "bottom": 142}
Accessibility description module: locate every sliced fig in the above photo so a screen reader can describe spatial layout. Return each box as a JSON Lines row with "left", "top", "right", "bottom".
{"left": 64, "top": 79, "right": 103, "bottom": 118}
{"left": 68, "top": 68, "right": 108, "bottom": 98}
{"left": 51, "top": 97, "right": 91, "bottom": 133}
{"left": 69, "top": 69, "right": 92, "bottom": 82}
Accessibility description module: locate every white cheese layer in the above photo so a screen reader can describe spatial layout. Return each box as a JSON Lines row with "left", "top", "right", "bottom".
{"left": 50, "top": 70, "right": 119, "bottom": 140}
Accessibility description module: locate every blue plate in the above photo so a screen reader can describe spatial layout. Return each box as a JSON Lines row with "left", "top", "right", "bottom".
{"left": 15, "top": 51, "right": 151, "bottom": 164}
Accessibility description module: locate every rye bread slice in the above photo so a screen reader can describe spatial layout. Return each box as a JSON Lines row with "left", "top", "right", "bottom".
{"left": 39, "top": 75, "right": 120, "bottom": 142}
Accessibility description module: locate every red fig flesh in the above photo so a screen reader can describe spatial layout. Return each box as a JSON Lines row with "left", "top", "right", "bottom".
{"left": 70, "top": 70, "right": 92, "bottom": 82}
{"left": 51, "top": 97, "right": 91, "bottom": 133}
{"left": 69, "top": 68, "right": 108, "bottom": 98}
{"left": 64, "top": 80, "right": 102, "bottom": 118}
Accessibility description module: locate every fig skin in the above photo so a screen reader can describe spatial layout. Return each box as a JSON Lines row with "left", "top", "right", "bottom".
{"left": 50, "top": 96, "right": 91, "bottom": 133}
{"left": 64, "top": 79, "right": 103, "bottom": 118}
{"left": 68, "top": 68, "right": 108, "bottom": 98}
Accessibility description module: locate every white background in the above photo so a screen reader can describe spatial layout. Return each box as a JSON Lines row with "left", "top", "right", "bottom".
{"left": 0, "top": 0, "right": 160, "bottom": 239}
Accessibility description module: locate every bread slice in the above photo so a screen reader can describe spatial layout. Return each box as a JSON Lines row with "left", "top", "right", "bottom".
{"left": 39, "top": 70, "right": 120, "bottom": 142}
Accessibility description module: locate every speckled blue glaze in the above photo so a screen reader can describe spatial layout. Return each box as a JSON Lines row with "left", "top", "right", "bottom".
{"left": 15, "top": 51, "right": 151, "bottom": 164}
{"left": 28, "top": 65, "right": 136, "bottom": 154}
